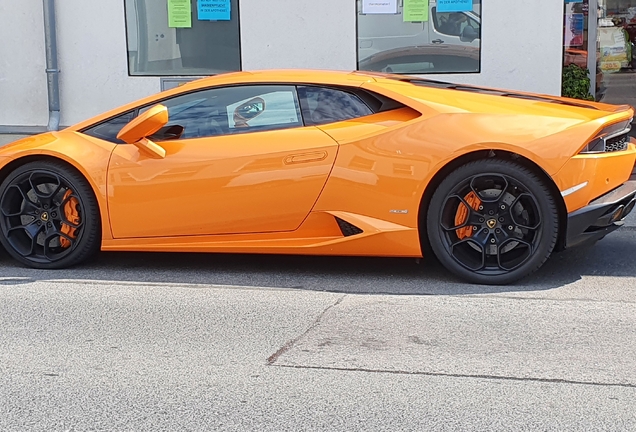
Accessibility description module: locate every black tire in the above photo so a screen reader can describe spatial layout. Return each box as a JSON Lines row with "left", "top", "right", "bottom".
{"left": 0, "top": 161, "right": 101, "bottom": 269}
{"left": 426, "top": 159, "right": 559, "bottom": 285}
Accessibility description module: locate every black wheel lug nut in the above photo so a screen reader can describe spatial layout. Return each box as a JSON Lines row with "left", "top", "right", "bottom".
{"left": 508, "top": 225, "right": 514, "bottom": 230}
{"left": 37, "top": 221, "right": 42, "bottom": 226}
{"left": 488, "top": 210, "right": 495, "bottom": 215}
{"left": 479, "top": 218, "right": 484, "bottom": 223}
{"left": 52, "top": 212, "right": 57, "bottom": 218}
{"left": 499, "top": 217, "right": 504, "bottom": 222}
{"left": 500, "top": 205, "right": 506, "bottom": 210}
{"left": 490, "top": 238, "right": 496, "bottom": 244}
{"left": 496, "top": 229, "right": 501, "bottom": 234}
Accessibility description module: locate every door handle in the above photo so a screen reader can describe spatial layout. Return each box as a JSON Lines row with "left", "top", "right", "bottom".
{"left": 432, "top": 39, "right": 444, "bottom": 44}
{"left": 284, "top": 151, "right": 328, "bottom": 165}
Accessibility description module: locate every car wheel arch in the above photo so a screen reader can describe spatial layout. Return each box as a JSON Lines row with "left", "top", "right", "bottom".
{"left": 0, "top": 154, "right": 107, "bottom": 240}
{"left": 417, "top": 149, "right": 568, "bottom": 257}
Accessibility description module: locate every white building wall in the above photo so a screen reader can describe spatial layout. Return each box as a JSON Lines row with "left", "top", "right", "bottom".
{"left": 1, "top": 0, "right": 563, "bottom": 128}
{"left": 54, "top": 0, "right": 158, "bottom": 127}
{"left": 433, "top": 0, "right": 564, "bottom": 95}
{"left": 0, "top": 1, "right": 48, "bottom": 127}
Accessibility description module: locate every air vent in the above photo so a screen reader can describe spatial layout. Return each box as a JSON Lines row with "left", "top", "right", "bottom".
{"left": 605, "top": 133, "right": 629, "bottom": 152}
{"left": 335, "top": 217, "right": 363, "bottom": 237}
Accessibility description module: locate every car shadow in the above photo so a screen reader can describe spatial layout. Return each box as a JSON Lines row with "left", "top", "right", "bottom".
{"left": 1, "top": 230, "right": 636, "bottom": 295}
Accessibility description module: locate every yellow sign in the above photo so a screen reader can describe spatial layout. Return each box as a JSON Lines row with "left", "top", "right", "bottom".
{"left": 600, "top": 61, "right": 621, "bottom": 73}
{"left": 403, "top": 0, "right": 429, "bottom": 22}
{"left": 168, "top": 0, "right": 192, "bottom": 28}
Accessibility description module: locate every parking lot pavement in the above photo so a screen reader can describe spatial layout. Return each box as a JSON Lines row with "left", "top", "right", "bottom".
{"left": 1, "top": 229, "right": 636, "bottom": 430}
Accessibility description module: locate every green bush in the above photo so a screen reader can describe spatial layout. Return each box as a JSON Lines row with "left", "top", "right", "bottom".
{"left": 562, "top": 64, "right": 594, "bottom": 101}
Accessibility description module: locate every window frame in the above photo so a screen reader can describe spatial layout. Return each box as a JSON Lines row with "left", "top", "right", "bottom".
{"left": 355, "top": 1, "right": 482, "bottom": 76}
{"left": 123, "top": 0, "right": 243, "bottom": 77}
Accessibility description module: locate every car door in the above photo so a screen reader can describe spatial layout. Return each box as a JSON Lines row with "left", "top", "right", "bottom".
{"left": 106, "top": 85, "right": 338, "bottom": 238}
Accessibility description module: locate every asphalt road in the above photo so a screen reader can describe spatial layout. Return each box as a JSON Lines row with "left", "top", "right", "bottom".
{"left": 2, "top": 228, "right": 636, "bottom": 431}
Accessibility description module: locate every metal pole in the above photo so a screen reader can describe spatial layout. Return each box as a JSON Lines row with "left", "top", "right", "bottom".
{"left": 43, "top": 0, "right": 61, "bottom": 131}
{"left": 587, "top": 0, "right": 599, "bottom": 100}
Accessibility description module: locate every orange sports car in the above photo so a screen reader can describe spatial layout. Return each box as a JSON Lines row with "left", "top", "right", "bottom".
{"left": 1, "top": 70, "right": 635, "bottom": 284}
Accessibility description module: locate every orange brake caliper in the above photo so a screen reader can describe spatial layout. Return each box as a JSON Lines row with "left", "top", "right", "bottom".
{"left": 59, "top": 190, "right": 80, "bottom": 248}
{"left": 454, "top": 191, "right": 482, "bottom": 240}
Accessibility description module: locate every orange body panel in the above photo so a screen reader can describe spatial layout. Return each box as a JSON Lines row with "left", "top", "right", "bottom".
{"left": 1, "top": 69, "right": 635, "bottom": 258}
{"left": 107, "top": 127, "right": 338, "bottom": 237}
{"left": 0, "top": 132, "right": 116, "bottom": 240}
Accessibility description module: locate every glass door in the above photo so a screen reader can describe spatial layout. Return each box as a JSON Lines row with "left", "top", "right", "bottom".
{"left": 595, "top": 0, "right": 636, "bottom": 109}
{"left": 563, "top": 0, "right": 602, "bottom": 100}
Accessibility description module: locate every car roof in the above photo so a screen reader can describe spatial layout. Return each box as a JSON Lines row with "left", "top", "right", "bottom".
{"left": 182, "top": 69, "right": 380, "bottom": 88}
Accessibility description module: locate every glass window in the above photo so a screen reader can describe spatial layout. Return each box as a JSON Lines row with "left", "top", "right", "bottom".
{"left": 297, "top": 86, "right": 374, "bottom": 126}
{"left": 124, "top": 0, "right": 240, "bottom": 76}
{"left": 140, "top": 85, "right": 303, "bottom": 140}
{"left": 432, "top": 10, "right": 480, "bottom": 37}
{"left": 357, "top": 0, "right": 481, "bottom": 74}
{"left": 81, "top": 112, "right": 135, "bottom": 143}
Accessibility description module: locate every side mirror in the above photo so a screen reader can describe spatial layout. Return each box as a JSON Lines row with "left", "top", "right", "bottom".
{"left": 233, "top": 97, "right": 265, "bottom": 128}
{"left": 117, "top": 104, "right": 168, "bottom": 158}
{"left": 460, "top": 25, "right": 478, "bottom": 43}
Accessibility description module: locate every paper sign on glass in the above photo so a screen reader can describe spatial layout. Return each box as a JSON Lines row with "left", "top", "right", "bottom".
{"left": 197, "top": 0, "right": 231, "bottom": 21}
{"left": 403, "top": 0, "right": 429, "bottom": 21}
{"left": 361, "top": 0, "right": 398, "bottom": 14}
{"left": 167, "top": 0, "right": 192, "bottom": 28}
{"left": 437, "top": 0, "right": 472, "bottom": 13}
{"left": 564, "top": 13, "right": 584, "bottom": 47}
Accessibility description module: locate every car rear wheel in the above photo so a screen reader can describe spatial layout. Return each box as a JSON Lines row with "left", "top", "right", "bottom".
{"left": 426, "top": 159, "right": 559, "bottom": 285}
{"left": 0, "top": 161, "right": 100, "bottom": 269}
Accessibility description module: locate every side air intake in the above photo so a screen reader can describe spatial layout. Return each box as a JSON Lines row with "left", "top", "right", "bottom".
{"left": 335, "top": 217, "right": 363, "bottom": 237}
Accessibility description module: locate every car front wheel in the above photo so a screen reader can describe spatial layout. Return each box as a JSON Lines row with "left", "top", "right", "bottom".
{"left": 0, "top": 161, "right": 100, "bottom": 269}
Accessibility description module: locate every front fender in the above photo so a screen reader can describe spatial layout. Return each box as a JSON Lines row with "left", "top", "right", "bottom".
{"left": 0, "top": 131, "right": 117, "bottom": 241}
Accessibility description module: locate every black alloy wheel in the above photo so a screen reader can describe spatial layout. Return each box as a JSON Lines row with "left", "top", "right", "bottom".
{"left": 0, "top": 161, "right": 100, "bottom": 269}
{"left": 427, "top": 159, "right": 559, "bottom": 285}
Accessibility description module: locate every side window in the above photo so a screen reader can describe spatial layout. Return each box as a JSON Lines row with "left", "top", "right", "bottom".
{"left": 139, "top": 85, "right": 303, "bottom": 140}
{"left": 433, "top": 10, "right": 480, "bottom": 38}
{"left": 81, "top": 111, "right": 134, "bottom": 143}
{"left": 297, "top": 86, "right": 373, "bottom": 126}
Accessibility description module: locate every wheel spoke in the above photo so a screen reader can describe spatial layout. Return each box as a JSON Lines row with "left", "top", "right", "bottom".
{"left": 450, "top": 238, "right": 485, "bottom": 271}
{"left": 469, "top": 174, "right": 508, "bottom": 203}
{"left": 0, "top": 184, "right": 39, "bottom": 217}
{"left": 7, "top": 219, "right": 43, "bottom": 240}
{"left": 510, "top": 193, "right": 541, "bottom": 230}
{"left": 497, "top": 238, "right": 533, "bottom": 271}
{"left": 441, "top": 194, "right": 483, "bottom": 232}
{"left": 28, "top": 171, "right": 62, "bottom": 201}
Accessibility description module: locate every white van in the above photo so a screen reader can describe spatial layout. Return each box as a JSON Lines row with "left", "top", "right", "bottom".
{"left": 357, "top": 0, "right": 481, "bottom": 74}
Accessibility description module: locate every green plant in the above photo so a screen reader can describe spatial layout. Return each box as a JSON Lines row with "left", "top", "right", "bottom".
{"left": 562, "top": 64, "right": 594, "bottom": 101}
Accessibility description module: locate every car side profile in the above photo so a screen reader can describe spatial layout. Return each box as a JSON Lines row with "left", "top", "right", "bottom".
{"left": 0, "top": 69, "right": 635, "bottom": 284}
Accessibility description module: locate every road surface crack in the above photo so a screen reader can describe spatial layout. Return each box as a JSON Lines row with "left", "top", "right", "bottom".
{"left": 272, "top": 364, "right": 636, "bottom": 389}
{"left": 267, "top": 294, "right": 346, "bottom": 365}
